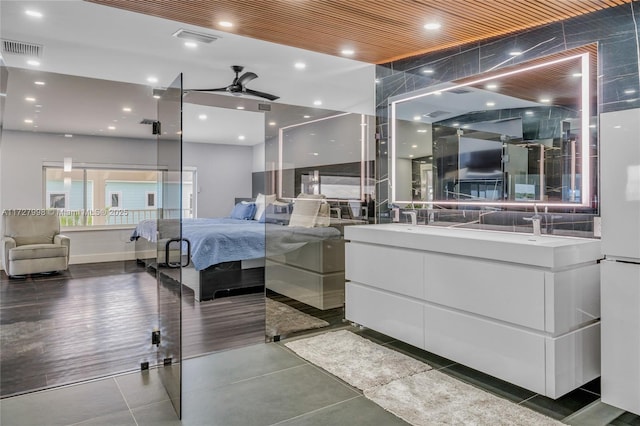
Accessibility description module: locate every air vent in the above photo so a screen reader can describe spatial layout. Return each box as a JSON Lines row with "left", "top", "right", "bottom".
{"left": 423, "top": 110, "right": 450, "bottom": 118}
{"left": 448, "top": 88, "right": 472, "bottom": 94}
{"left": 1, "top": 39, "right": 43, "bottom": 57}
{"left": 172, "top": 29, "right": 220, "bottom": 44}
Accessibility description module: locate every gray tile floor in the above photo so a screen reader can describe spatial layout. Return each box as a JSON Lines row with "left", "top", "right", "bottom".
{"left": 1, "top": 330, "right": 639, "bottom": 426}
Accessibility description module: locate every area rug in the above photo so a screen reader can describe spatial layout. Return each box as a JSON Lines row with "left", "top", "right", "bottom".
{"left": 365, "top": 370, "right": 564, "bottom": 426}
{"left": 284, "top": 330, "right": 431, "bottom": 390}
{"left": 265, "top": 298, "right": 329, "bottom": 338}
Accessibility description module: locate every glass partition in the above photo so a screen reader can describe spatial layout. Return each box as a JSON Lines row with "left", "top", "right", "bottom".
{"left": 263, "top": 105, "right": 375, "bottom": 341}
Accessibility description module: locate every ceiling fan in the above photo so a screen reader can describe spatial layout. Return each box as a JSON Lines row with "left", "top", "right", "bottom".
{"left": 186, "top": 65, "right": 279, "bottom": 101}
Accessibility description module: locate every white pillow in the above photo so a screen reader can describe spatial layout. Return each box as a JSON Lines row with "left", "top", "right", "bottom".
{"left": 253, "top": 193, "right": 277, "bottom": 220}
{"left": 288, "top": 193, "right": 325, "bottom": 228}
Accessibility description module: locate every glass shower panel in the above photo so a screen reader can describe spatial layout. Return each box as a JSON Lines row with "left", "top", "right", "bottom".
{"left": 263, "top": 107, "right": 375, "bottom": 342}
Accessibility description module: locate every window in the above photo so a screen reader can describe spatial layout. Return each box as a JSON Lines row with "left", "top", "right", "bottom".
{"left": 44, "top": 165, "right": 195, "bottom": 227}
{"left": 108, "top": 191, "right": 122, "bottom": 209}
{"left": 145, "top": 191, "right": 156, "bottom": 208}
{"left": 47, "top": 192, "right": 68, "bottom": 209}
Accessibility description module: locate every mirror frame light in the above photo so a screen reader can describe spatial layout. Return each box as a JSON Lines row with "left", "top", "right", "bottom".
{"left": 390, "top": 51, "right": 592, "bottom": 208}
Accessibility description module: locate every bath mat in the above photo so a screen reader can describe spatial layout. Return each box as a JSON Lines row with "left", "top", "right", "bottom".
{"left": 266, "top": 298, "right": 329, "bottom": 338}
{"left": 365, "top": 370, "right": 564, "bottom": 426}
{"left": 284, "top": 329, "right": 431, "bottom": 390}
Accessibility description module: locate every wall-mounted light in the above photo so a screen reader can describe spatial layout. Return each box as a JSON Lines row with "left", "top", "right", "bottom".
{"left": 63, "top": 157, "right": 72, "bottom": 172}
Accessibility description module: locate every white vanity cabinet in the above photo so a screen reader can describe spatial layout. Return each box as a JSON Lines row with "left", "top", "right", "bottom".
{"left": 345, "top": 224, "right": 602, "bottom": 398}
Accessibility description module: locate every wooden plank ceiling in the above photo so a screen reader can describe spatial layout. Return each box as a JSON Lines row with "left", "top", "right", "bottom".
{"left": 86, "top": 0, "right": 630, "bottom": 64}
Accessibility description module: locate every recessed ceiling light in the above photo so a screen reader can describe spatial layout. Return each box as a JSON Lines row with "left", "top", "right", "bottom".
{"left": 25, "top": 10, "right": 43, "bottom": 18}
{"left": 303, "top": 115, "right": 311, "bottom": 119}
{"left": 108, "top": 126, "right": 116, "bottom": 130}
{"left": 525, "top": 111, "right": 534, "bottom": 115}
{"left": 422, "top": 69, "right": 434, "bottom": 74}
{"left": 236, "top": 106, "right": 245, "bottom": 110}
{"left": 25, "top": 97, "right": 36, "bottom": 102}
{"left": 434, "top": 91, "right": 442, "bottom": 96}
{"left": 238, "top": 135, "right": 246, "bottom": 140}
{"left": 417, "top": 129, "right": 427, "bottom": 133}
{"left": 34, "top": 81, "right": 45, "bottom": 86}
{"left": 198, "top": 114, "right": 207, "bottom": 120}
{"left": 313, "top": 152, "right": 319, "bottom": 156}
{"left": 486, "top": 101, "right": 496, "bottom": 107}
{"left": 411, "top": 144, "right": 418, "bottom": 148}
{"left": 423, "top": 22, "right": 441, "bottom": 30}
{"left": 313, "top": 100, "right": 322, "bottom": 106}
{"left": 184, "top": 41, "right": 198, "bottom": 48}
{"left": 409, "top": 154, "right": 415, "bottom": 158}
{"left": 147, "top": 76, "right": 159, "bottom": 84}
{"left": 64, "top": 134, "right": 73, "bottom": 138}
{"left": 341, "top": 49, "right": 355, "bottom": 56}
{"left": 219, "top": 21, "right": 233, "bottom": 28}
{"left": 24, "top": 119, "right": 33, "bottom": 124}
{"left": 486, "top": 83, "right": 498, "bottom": 89}
{"left": 122, "top": 107, "right": 132, "bottom": 112}
{"left": 539, "top": 98, "right": 551, "bottom": 103}
{"left": 269, "top": 121, "right": 277, "bottom": 126}
{"left": 294, "top": 62, "right": 306, "bottom": 70}
{"left": 452, "top": 123, "right": 460, "bottom": 127}
{"left": 413, "top": 116, "right": 421, "bottom": 121}
{"left": 624, "top": 88, "right": 637, "bottom": 94}
{"left": 27, "top": 60, "right": 40, "bottom": 67}
{"left": 572, "top": 72, "right": 583, "bottom": 77}
{"left": 509, "top": 51, "right": 522, "bottom": 56}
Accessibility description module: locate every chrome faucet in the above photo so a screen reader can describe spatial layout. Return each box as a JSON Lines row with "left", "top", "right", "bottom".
{"left": 403, "top": 211, "right": 417, "bottom": 225}
{"left": 523, "top": 203, "right": 542, "bottom": 236}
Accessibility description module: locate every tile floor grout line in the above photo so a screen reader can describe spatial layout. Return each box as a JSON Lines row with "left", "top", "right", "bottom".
{"left": 113, "top": 376, "right": 139, "bottom": 426}
{"left": 268, "top": 395, "right": 363, "bottom": 426}
{"left": 228, "top": 363, "right": 308, "bottom": 385}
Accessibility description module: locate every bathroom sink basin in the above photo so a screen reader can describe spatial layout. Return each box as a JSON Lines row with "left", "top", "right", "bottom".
{"left": 344, "top": 224, "right": 602, "bottom": 269}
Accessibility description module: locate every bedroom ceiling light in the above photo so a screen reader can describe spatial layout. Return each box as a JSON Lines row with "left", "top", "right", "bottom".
{"left": 422, "top": 69, "right": 434, "bottom": 74}
{"left": 413, "top": 115, "right": 421, "bottom": 121}
{"left": 423, "top": 22, "right": 441, "bottom": 30}
{"left": 184, "top": 41, "right": 197, "bottom": 48}
{"left": 572, "top": 72, "right": 583, "bottom": 77}
{"left": 198, "top": 114, "right": 207, "bottom": 120}
{"left": 236, "top": 106, "right": 245, "bottom": 110}
{"left": 294, "top": 62, "right": 306, "bottom": 69}
{"left": 486, "top": 83, "right": 498, "bottom": 89}
{"left": 24, "top": 119, "right": 33, "bottom": 123}
{"left": 34, "top": 81, "right": 45, "bottom": 86}
{"left": 509, "top": 50, "right": 523, "bottom": 56}
{"left": 303, "top": 115, "right": 311, "bottom": 118}
{"left": 64, "top": 134, "right": 73, "bottom": 138}
{"left": 269, "top": 121, "right": 276, "bottom": 126}
{"left": 238, "top": 135, "right": 245, "bottom": 140}
{"left": 341, "top": 49, "right": 354, "bottom": 56}
{"left": 27, "top": 59, "right": 40, "bottom": 66}
{"left": 25, "top": 97, "right": 35, "bottom": 102}
{"left": 25, "top": 10, "right": 43, "bottom": 18}
{"left": 313, "top": 100, "right": 322, "bottom": 106}
{"left": 219, "top": 21, "right": 233, "bottom": 28}
{"left": 122, "top": 107, "right": 132, "bottom": 112}
{"left": 486, "top": 101, "right": 496, "bottom": 107}
{"left": 147, "top": 76, "right": 158, "bottom": 84}
{"left": 539, "top": 97, "right": 551, "bottom": 103}
{"left": 108, "top": 125, "right": 116, "bottom": 130}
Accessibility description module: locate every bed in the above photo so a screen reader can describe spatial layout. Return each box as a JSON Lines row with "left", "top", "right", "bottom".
{"left": 132, "top": 207, "right": 344, "bottom": 302}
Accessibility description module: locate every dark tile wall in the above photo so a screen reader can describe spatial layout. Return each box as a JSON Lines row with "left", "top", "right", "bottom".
{"left": 375, "top": 2, "right": 640, "bottom": 219}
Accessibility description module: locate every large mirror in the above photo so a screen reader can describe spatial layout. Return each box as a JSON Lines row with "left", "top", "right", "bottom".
{"left": 390, "top": 45, "right": 597, "bottom": 208}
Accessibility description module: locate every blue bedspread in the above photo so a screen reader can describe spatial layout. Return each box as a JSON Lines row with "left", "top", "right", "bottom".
{"left": 132, "top": 218, "right": 341, "bottom": 271}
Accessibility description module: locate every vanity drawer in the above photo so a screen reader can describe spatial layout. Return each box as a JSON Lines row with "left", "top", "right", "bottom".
{"left": 346, "top": 242, "right": 424, "bottom": 299}
{"left": 346, "top": 282, "right": 424, "bottom": 349}
{"left": 424, "top": 252, "right": 546, "bottom": 330}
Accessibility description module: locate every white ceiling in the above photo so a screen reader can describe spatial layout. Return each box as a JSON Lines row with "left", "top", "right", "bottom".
{"left": 0, "top": 0, "right": 375, "bottom": 144}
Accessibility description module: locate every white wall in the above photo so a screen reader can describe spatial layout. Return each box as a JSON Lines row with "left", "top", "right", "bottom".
{"left": 183, "top": 142, "right": 253, "bottom": 217}
{"left": 0, "top": 130, "right": 253, "bottom": 267}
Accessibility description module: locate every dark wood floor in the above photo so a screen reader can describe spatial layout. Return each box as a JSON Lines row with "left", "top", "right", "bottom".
{"left": 0, "top": 261, "right": 266, "bottom": 398}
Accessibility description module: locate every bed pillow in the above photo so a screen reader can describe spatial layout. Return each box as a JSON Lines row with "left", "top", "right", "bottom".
{"left": 230, "top": 202, "right": 257, "bottom": 220}
{"left": 253, "top": 193, "right": 277, "bottom": 220}
{"left": 288, "top": 193, "right": 325, "bottom": 228}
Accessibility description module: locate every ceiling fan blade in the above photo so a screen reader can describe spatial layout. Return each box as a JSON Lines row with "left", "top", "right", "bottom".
{"left": 186, "top": 87, "right": 228, "bottom": 92}
{"left": 237, "top": 72, "right": 258, "bottom": 86}
{"left": 244, "top": 88, "right": 279, "bottom": 101}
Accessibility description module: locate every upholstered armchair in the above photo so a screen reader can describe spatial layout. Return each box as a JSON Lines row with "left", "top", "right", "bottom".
{"left": 2, "top": 214, "right": 70, "bottom": 277}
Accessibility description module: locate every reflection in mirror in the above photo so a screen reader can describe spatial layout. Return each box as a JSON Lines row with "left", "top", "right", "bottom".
{"left": 263, "top": 107, "right": 375, "bottom": 342}
{"left": 391, "top": 45, "right": 597, "bottom": 208}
